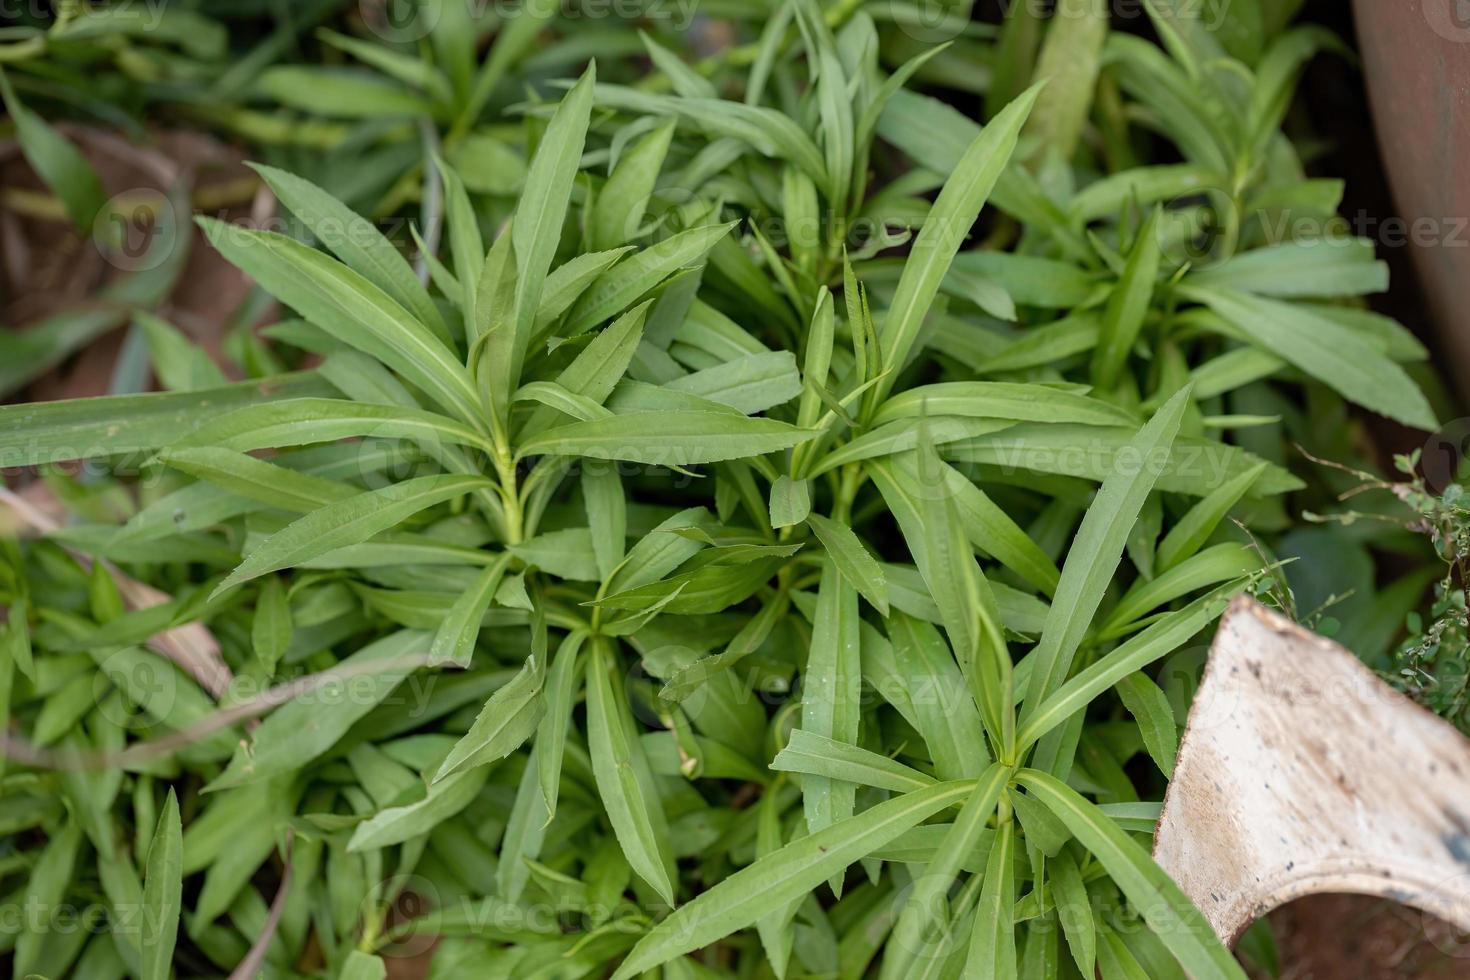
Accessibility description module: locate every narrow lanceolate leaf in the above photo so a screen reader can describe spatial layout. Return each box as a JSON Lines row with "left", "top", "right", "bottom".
{"left": 1026, "top": 0, "right": 1109, "bottom": 161}
{"left": 198, "top": 219, "right": 482, "bottom": 426}
{"left": 563, "top": 222, "right": 738, "bottom": 336}
{"left": 882, "top": 764, "right": 1010, "bottom": 980}
{"left": 1184, "top": 285, "right": 1436, "bottom": 429}
{"left": 141, "top": 790, "right": 182, "bottom": 980}
{"left": 873, "top": 382, "right": 1135, "bottom": 428}
{"left": 769, "top": 475, "right": 811, "bottom": 528}
{"left": 590, "top": 85, "right": 828, "bottom": 185}
{"left": 154, "top": 447, "right": 356, "bottom": 512}
{"left": 429, "top": 552, "right": 513, "bottom": 667}
{"left": 965, "top": 815, "right": 1018, "bottom": 979}
{"left": 610, "top": 780, "right": 977, "bottom": 980}
{"left": 173, "top": 398, "right": 496, "bottom": 456}
{"left": 537, "top": 631, "right": 587, "bottom": 818}
{"left": 1015, "top": 770, "right": 1247, "bottom": 980}
{"left": 0, "top": 68, "right": 105, "bottom": 229}
{"left": 1052, "top": 848, "right": 1096, "bottom": 977}
{"left": 587, "top": 637, "right": 677, "bottom": 905}
{"left": 252, "top": 575, "right": 291, "bottom": 675}
{"left": 251, "top": 163, "right": 446, "bottom": 340}
{"left": 514, "top": 63, "right": 596, "bottom": 349}
{"left": 218, "top": 475, "right": 493, "bottom": 593}
{"left": 801, "top": 559, "right": 863, "bottom": 850}
{"left": 806, "top": 513, "right": 888, "bottom": 615}
{"left": 339, "top": 952, "right": 388, "bottom": 980}
{"left": 1092, "top": 208, "right": 1162, "bottom": 389}
{"left": 1116, "top": 671, "right": 1179, "bottom": 777}
{"left": 1155, "top": 462, "right": 1265, "bottom": 572}
{"left": 518, "top": 412, "right": 815, "bottom": 466}
{"left": 873, "top": 83, "right": 1042, "bottom": 403}
{"left": 1020, "top": 387, "right": 1191, "bottom": 717}
{"left": 592, "top": 119, "right": 676, "bottom": 250}
{"left": 772, "top": 729, "right": 935, "bottom": 792}
{"left": 583, "top": 465, "right": 627, "bottom": 580}
{"left": 207, "top": 631, "right": 428, "bottom": 790}
{"left": 1017, "top": 587, "right": 1235, "bottom": 752}
{"left": 0, "top": 371, "right": 331, "bottom": 466}
{"left": 435, "top": 650, "right": 545, "bottom": 781}
{"left": 349, "top": 766, "right": 490, "bottom": 851}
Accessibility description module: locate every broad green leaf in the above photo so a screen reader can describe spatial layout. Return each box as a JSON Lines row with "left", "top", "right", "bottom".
{"left": 563, "top": 222, "right": 738, "bottom": 336}
{"left": 173, "top": 396, "right": 496, "bottom": 457}
{"left": 138, "top": 312, "right": 228, "bottom": 392}
{"left": 772, "top": 728, "right": 934, "bottom": 793}
{"left": 349, "top": 767, "right": 490, "bottom": 851}
{"left": 254, "top": 66, "right": 433, "bottom": 116}
{"left": 511, "top": 528, "right": 602, "bottom": 581}
{"left": 874, "top": 382, "right": 1135, "bottom": 428}
{"left": 769, "top": 475, "right": 812, "bottom": 529}
{"left": 339, "top": 951, "right": 388, "bottom": 980}
{"left": 1027, "top": 0, "right": 1109, "bottom": 161}
{"left": 949, "top": 423, "right": 1301, "bottom": 496}
{"left": 1188, "top": 238, "right": 1387, "bottom": 298}
{"left": 887, "top": 613, "right": 987, "bottom": 781}
{"left": 881, "top": 764, "right": 1009, "bottom": 980}
{"left": 591, "top": 84, "right": 828, "bottom": 185}
{"left": 1099, "top": 543, "right": 1260, "bottom": 637}
{"left": 965, "top": 816, "right": 1018, "bottom": 978}
{"left": 513, "top": 63, "right": 597, "bottom": 359}
{"left": 583, "top": 465, "right": 628, "bottom": 580}
{"left": 666, "top": 351, "right": 803, "bottom": 414}
{"left": 252, "top": 575, "right": 292, "bottom": 675}
{"left": 537, "top": 630, "right": 586, "bottom": 818}
{"left": 154, "top": 447, "right": 356, "bottom": 512}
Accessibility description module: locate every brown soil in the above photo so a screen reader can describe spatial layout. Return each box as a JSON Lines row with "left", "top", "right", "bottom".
{"left": 1257, "top": 895, "right": 1470, "bottom": 979}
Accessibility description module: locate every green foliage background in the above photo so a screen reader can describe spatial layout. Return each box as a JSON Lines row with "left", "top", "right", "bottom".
{"left": 0, "top": 1, "right": 1452, "bottom": 978}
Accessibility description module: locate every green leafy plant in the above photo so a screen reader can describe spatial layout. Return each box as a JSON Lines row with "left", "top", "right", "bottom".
{"left": 0, "top": 0, "right": 1443, "bottom": 977}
